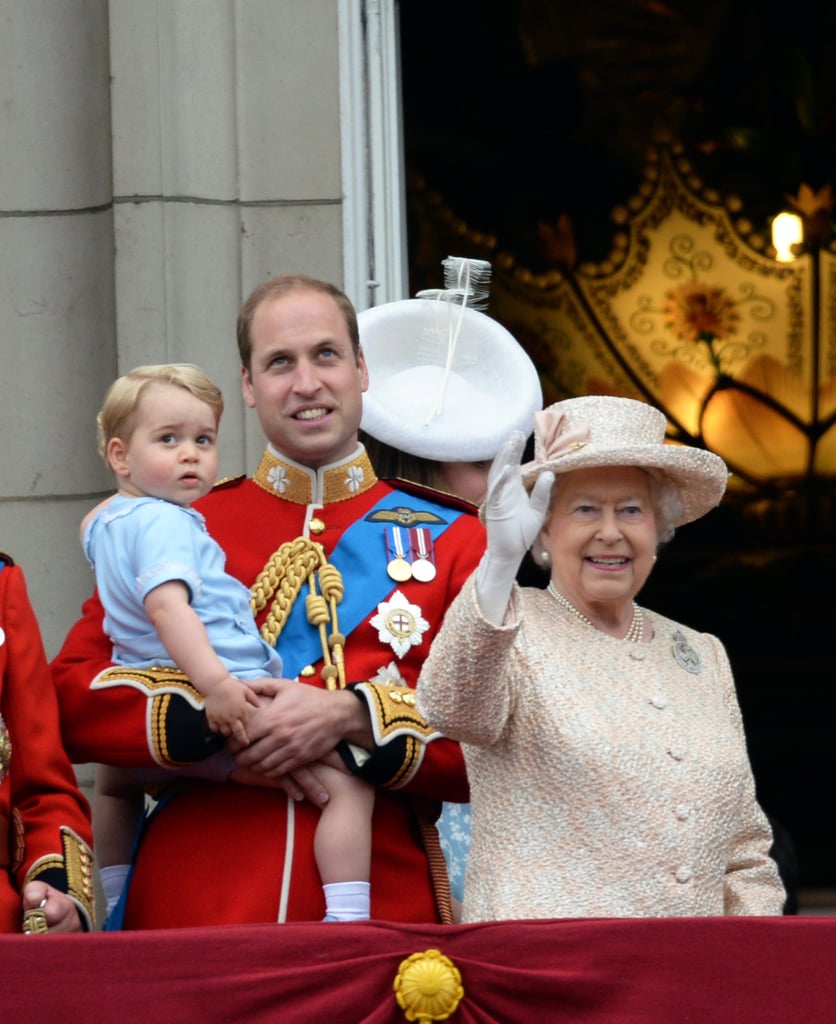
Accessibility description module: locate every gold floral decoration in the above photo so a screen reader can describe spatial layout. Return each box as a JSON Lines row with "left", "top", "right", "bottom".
{"left": 663, "top": 280, "right": 740, "bottom": 348}
{"left": 393, "top": 948, "right": 464, "bottom": 1023}
{"left": 536, "top": 212, "right": 578, "bottom": 268}
{"left": 632, "top": 235, "right": 771, "bottom": 378}
{"left": 785, "top": 183, "right": 835, "bottom": 248}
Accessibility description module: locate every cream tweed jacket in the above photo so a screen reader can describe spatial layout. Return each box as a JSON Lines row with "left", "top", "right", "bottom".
{"left": 418, "top": 576, "right": 786, "bottom": 922}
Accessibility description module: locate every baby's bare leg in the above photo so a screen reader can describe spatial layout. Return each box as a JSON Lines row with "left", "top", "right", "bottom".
{"left": 313, "top": 763, "right": 374, "bottom": 884}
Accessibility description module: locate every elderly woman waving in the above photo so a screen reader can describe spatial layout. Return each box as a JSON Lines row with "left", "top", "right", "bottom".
{"left": 417, "top": 395, "right": 785, "bottom": 922}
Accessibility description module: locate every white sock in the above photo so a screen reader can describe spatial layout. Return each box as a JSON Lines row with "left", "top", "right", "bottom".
{"left": 100, "top": 863, "right": 131, "bottom": 914}
{"left": 322, "top": 881, "right": 370, "bottom": 921}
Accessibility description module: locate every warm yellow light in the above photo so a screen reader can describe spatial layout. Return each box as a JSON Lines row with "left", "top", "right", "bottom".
{"left": 771, "top": 212, "right": 803, "bottom": 262}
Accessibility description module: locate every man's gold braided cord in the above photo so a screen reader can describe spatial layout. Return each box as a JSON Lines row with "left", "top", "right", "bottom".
{"left": 250, "top": 537, "right": 346, "bottom": 689}
{"left": 250, "top": 537, "right": 325, "bottom": 639}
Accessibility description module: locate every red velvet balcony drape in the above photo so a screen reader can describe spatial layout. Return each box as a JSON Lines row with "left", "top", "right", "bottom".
{"left": 2, "top": 916, "right": 833, "bottom": 1023}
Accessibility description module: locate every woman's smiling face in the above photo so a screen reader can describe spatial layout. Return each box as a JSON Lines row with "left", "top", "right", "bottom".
{"left": 541, "top": 465, "right": 659, "bottom": 617}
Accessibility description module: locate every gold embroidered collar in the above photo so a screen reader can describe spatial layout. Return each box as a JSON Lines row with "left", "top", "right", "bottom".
{"left": 252, "top": 445, "right": 378, "bottom": 505}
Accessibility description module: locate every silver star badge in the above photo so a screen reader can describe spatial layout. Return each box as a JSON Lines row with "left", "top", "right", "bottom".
{"left": 370, "top": 590, "right": 430, "bottom": 658}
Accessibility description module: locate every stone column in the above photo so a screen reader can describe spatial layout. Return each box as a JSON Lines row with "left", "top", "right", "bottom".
{"left": 0, "top": 0, "right": 115, "bottom": 652}
{"left": 1, "top": 0, "right": 351, "bottom": 655}
{"left": 108, "top": 0, "right": 347, "bottom": 472}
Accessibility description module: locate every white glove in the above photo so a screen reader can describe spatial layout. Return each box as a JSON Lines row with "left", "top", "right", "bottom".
{"left": 475, "top": 432, "right": 555, "bottom": 625}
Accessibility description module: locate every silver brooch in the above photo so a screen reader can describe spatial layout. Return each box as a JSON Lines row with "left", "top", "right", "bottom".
{"left": 672, "top": 630, "right": 701, "bottom": 674}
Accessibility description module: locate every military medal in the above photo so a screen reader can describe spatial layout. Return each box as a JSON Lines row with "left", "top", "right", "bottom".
{"left": 385, "top": 526, "right": 412, "bottom": 582}
{"left": 410, "top": 527, "right": 437, "bottom": 582}
{"left": 370, "top": 590, "right": 431, "bottom": 658}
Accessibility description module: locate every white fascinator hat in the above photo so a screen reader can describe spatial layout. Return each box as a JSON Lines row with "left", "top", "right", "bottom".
{"left": 359, "top": 257, "right": 542, "bottom": 461}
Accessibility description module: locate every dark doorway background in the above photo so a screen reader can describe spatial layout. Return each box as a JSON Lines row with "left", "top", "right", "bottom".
{"left": 399, "top": 0, "right": 836, "bottom": 898}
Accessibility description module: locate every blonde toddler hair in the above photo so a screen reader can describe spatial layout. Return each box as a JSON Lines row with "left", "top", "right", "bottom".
{"left": 96, "top": 363, "right": 224, "bottom": 462}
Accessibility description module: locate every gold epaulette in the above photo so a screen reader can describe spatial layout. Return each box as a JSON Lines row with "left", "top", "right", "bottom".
{"left": 211, "top": 473, "right": 247, "bottom": 491}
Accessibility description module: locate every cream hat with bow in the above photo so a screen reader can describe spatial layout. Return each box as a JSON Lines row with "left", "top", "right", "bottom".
{"left": 359, "top": 268, "right": 542, "bottom": 461}
{"left": 521, "top": 395, "right": 728, "bottom": 526}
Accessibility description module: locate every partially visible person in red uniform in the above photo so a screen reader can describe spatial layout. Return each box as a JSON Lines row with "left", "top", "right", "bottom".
{"left": 51, "top": 273, "right": 486, "bottom": 929}
{"left": 0, "top": 552, "right": 95, "bottom": 933}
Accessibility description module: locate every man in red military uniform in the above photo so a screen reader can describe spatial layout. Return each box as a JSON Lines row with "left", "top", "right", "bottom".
{"left": 0, "top": 554, "right": 95, "bottom": 933}
{"left": 51, "top": 273, "right": 485, "bottom": 928}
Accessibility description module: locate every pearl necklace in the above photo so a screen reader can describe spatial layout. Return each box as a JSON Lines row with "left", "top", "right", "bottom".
{"left": 547, "top": 582, "right": 644, "bottom": 643}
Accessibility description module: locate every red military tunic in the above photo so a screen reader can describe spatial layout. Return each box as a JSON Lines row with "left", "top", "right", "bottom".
{"left": 0, "top": 554, "right": 95, "bottom": 932}
{"left": 51, "top": 448, "right": 484, "bottom": 927}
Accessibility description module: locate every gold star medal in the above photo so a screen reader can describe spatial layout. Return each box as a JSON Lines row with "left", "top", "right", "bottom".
{"left": 385, "top": 526, "right": 412, "bottom": 582}
{"left": 410, "top": 527, "right": 437, "bottom": 582}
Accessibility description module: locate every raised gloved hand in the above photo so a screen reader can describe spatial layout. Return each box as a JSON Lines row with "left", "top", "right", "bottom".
{"left": 475, "top": 431, "right": 554, "bottom": 625}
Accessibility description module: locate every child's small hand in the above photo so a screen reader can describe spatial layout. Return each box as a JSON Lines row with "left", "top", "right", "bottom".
{"left": 204, "top": 679, "right": 260, "bottom": 745}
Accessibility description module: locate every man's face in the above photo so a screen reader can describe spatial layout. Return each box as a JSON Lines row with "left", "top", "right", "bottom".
{"left": 241, "top": 289, "right": 369, "bottom": 469}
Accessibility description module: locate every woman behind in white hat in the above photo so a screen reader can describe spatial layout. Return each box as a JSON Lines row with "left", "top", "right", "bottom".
{"left": 417, "top": 394, "right": 786, "bottom": 921}
{"left": 358, "top": 258, "right": 543, "bottom": 505}
{"left": 357, "top": 260, "right": 544, "bottom": 916}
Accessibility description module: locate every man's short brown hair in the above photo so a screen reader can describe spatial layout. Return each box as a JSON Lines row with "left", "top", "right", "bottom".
{"left": 236, "top": 274, "right": 360, "bottom": 371}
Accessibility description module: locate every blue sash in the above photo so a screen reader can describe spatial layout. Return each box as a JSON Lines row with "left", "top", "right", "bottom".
{"left": 275, "top": 490, "right": 463, "bottom": 677}
{"left": 103, "top": 788, "right": 184, "bottom": 931}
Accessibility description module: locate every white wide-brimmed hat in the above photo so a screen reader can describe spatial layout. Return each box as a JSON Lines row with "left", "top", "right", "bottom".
{"left": 521, "top": 395, "right": 729, "bottom": 526}
{"left": 359, "top": 291, "right": 542, "bottom": 462}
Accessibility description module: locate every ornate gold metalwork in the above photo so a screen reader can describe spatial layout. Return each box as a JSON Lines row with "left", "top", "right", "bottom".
{"left": 22, "top": 907, "right": 49, "bottom": 934}
{"left": 394, "top": 949, "right": 464, "bottom": 1023}
{"left": 92, "top": 666, "right": 201, "bottom": 703}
